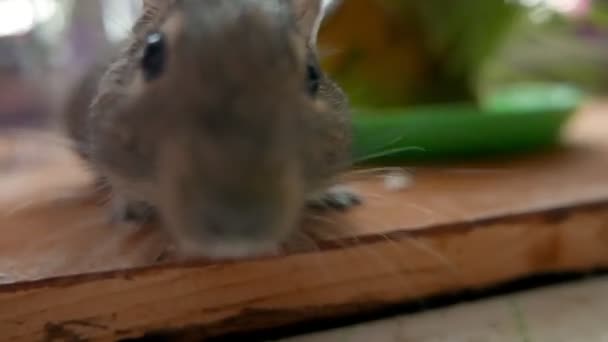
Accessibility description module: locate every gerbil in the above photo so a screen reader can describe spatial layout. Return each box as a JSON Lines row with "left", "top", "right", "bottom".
{"left": 63, "top": 0, "right": 360, "bottom": 259}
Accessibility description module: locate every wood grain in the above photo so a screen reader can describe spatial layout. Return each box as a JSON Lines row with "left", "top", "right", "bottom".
{"left": 0, "top": 104, "right": 607, "bottom": 341}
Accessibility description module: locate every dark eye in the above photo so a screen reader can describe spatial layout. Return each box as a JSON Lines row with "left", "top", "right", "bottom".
{"left": 306, "top": 63, "right": 321, "bottom": 96}
{"left": 141, "top": 32, "right": 166, "bottom": 81}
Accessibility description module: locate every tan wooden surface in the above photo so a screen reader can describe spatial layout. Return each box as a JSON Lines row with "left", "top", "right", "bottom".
{"left": 0, "top": 104, "right": 607, "bottom": 341}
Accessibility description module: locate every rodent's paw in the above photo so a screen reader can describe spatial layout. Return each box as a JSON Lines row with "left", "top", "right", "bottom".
{"left": 155, "top": 245, "right": 178, "bottom": 263}
{"left": 307, "top": 185, "right": 362, "bottom": 211}
{"left": 109, "top": 196, "right": 156, "bottom": 224}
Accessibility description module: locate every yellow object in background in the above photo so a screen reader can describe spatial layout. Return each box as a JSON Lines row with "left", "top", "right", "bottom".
{"left": 318, "top": 0, "right": 523, "bottom": 108}
{"left": 318, "top": 0, "right": 431, "bottom": 108}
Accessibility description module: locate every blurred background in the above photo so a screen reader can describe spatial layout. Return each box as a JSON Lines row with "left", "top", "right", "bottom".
{"left": 0, "top": 0, "right": 140, "bottom": 129}
{"left": 0, "top": 0, "right": 602, "bottom": 128}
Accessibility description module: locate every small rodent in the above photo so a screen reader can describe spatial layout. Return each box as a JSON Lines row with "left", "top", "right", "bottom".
{"left": 63, "top": 0, "right": 360, "bottom": 259}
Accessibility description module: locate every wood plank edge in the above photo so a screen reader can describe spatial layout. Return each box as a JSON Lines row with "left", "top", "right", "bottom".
{"left": 1, "top": 197, "right": 607, "bottom": 293}
{"left": 2, "top": 197, "right": 608, "bottom": 340}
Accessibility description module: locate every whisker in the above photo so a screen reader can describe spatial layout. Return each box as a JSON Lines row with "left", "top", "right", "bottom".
{"left": 400, "top": 202, "right": 444, "bottom": 218}
{"left": 292, "top": 231, "right": 336, "bottom": 282}
{"left": 306, "top": 222, "right": 418, "bottom": 298}
{"left": 354, "top": 191, "right": 450, "bottom": 219}
{"left": 435, "top": 167, "right": 519, "bottom": 174}
{"left": 342, "top": 212, "right": 458, "bottom": 275}
{"left": 344, "top": 166, "right": 413, "bottom": 177}
{"left": 351, "top": 236, "right": 417, "bottom": 298}
{"left": 396, "top": 234, "right": 458, "bottom": 274}
{"left": 305, "top": 213, "right": 341, "bottom": 226}
{"left": 354, "top": 146, "right": 426, "bottom": 164}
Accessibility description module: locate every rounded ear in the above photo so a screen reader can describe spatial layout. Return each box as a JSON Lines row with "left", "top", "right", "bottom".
{"left": 142, "top": 0, "right": 157, "bottom": 10}
{"left": 143, "top": 0, "right": 163, "bottom": 10}
{"left": 142, "top": 0, "right": 174, "bottom": 13}
{"left": 291, "top": 0, "right": 338, "bottom": 45}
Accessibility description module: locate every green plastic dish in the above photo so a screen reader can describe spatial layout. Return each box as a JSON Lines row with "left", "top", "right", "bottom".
{"left": 352, "top": 83, "right": 584, "bottom": 164}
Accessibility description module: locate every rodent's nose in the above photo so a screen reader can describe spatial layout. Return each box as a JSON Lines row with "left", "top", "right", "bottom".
{"left": 197, "top": 205, "right": 282, "bottom": 242}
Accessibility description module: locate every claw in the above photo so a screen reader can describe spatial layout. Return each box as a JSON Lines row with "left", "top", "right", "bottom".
{"left": 109, "top": 196, "right": 155, "bottom": 224}
{"left": 307, "top": 185, "right": 362, "bottom": 211}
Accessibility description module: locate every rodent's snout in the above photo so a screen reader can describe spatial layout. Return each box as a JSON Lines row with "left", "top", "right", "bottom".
{"left": 164, "top": 198, "right": 302, "bottom": 259}
{"left": 178, "top": 202, "right": 295, "bottom": 258}
{"left": 156, "top": 140, "right": 305, "bottom": 259}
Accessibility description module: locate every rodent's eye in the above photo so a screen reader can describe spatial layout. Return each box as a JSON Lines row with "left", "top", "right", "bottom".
{"left": 141, "top": 32, "right": 166, "bottom": 81}
{"left": 306, "top": 63, "right": 321, "bottom": 96}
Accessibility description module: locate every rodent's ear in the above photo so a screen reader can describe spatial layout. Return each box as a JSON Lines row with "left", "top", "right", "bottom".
{"left": 291, "top": 0, "right": 338, "bottom": 45}
{"left": 142, "top": 0, "right": 159, "bottom": 11}
{"left": 143, "top": 0, "right": 163, "bottom": 11}
{"left": 142, "top": 0, "right": 173, "bottom": 13}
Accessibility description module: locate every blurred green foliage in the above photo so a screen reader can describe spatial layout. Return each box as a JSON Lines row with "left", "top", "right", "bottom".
{"left": 321, "top": 0, "right": 605, "bottom": 108}
{"left": 319, "top": 0, "right": 524, "bottom": 107}
{"left": 406, "top": 0, "right": 524, "bottom": 101}
{"left": 481, "top": 1, "right": 608, "bottom": 97}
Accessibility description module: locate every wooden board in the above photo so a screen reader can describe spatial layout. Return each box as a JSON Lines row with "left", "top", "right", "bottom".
{"left": 1, "top": 103, "right": 608, "bottom": 341}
